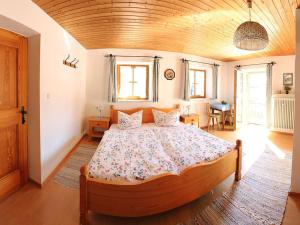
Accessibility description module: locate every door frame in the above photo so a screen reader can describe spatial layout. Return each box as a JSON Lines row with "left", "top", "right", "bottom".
{"left": 0, "top": 28, "right": 28, "bottom": 200}
{"left": 234, "top": 69, "right": 237, "bottom": 131}
{"left": 234, "top": 68, "right": 269, "bottom": 129}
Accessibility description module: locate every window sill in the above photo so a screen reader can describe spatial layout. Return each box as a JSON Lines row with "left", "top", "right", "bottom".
{"left": 190, "top": 96, "right": 206, "bottom": 99}
{"left": 190, "top": 97, "right": 210, "bottom": 101}
{"left": 117, "top": 99, "right": 153, "bottom": 103}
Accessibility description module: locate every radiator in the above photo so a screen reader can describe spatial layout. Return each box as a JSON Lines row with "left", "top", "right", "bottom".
{"left": 271, "top": 94, "right": 295, "bottom": 133}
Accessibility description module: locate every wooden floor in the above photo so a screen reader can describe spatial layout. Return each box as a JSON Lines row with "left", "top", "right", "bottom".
{"left": 0, "top": 126, "right": 299, "bottom": 225}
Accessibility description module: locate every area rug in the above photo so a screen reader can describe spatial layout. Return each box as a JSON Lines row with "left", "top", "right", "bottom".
{"left": 179, "top": 147, "right": 292, "bottom": 225}
{"left": 54, "top": 144, "right": 96, "bottom": 189}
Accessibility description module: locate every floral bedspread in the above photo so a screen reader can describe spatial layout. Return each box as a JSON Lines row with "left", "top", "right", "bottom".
{"left": 151, "top": 125, "right": 235, "bottom": 171}
{"left": 88, "top": 123, "right": 235, "bottom": 181}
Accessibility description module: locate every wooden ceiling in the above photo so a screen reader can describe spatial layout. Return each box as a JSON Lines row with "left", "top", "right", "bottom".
{"left": 33, "top": 0, "right": 298, "bottom": 61}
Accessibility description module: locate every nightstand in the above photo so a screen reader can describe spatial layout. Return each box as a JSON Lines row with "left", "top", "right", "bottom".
{"left": 88, "top": 117, "right": 110, "bottom": 139}
{"left": 180, "top": 114, "right": 199, "bottom": 128}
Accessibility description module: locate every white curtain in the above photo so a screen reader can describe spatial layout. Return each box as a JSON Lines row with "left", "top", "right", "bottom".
{"left": 212, "top": 64, "right": 219, "bottom": 99}
{"left": 266, "top": 63, "right": 273, "bottom": 128}
{"left": 152, "top": 57, "right": 160, "bottom": 102}
{"left": 183, "top": 59, "right": 190, "bottom": 101}
{"left": 108, "top": 55, "right": 117, "bottom": 103}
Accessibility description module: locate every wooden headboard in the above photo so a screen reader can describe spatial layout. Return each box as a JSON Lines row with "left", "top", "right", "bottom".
{"left": 110, "top": 104, "right": 180, "bottom": 124}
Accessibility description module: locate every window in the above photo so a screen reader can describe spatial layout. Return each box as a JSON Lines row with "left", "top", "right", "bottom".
{"left": 117, "top": 64, "right": 149, "bottom": 100}
{"left": 189, "top": 69, "right": 206, "bottom": 98}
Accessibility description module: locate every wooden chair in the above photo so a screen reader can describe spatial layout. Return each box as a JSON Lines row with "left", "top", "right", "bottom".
{"left": 225, "top": 106, "right": 235, "bottom": 126}
{"left": 206, "top": 103, "right": 221, "bottom": 131}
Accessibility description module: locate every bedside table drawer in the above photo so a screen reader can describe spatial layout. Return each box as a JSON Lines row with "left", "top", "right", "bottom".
{"left": 186, "top": 121, "right": 199, "bottom": 127}
{"left": 88, "top": 116, "right": 110, "bottom": 139}
{"left": 90, "top": 121, "right": 109, "bottom": 129}
{"left": 180, "top": 114, "right": 200, "bottom": 128}
{"left": 185, "top": 117, "right": 198, "bottom": 123}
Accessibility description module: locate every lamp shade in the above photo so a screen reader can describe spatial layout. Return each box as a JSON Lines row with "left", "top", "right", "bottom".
{"left": 233, "top": 21, "right": 269, "bottom": 50}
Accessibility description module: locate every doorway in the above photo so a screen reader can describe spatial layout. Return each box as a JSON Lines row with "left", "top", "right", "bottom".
{"left": 235, "top": 67, "right": 267, "bottom": 129}
{"left": 0, "top": 28, "right": 28, "bottom": 200}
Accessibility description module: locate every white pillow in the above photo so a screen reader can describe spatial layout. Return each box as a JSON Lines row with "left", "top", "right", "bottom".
{"left": 118, "top": 110, "right": 143, "bottom": 130}
{"left": 152, "top": 109, "right": 180, "bottom": 127}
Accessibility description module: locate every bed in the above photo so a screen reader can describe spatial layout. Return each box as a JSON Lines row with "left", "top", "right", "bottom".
{"left": 80, "top": 105, "right": 242, "bottom": 225}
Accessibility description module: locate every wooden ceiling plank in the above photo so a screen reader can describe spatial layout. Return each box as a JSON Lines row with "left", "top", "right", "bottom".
{"left": 253, "top": 0, "right": 294, "bottom": 52}
{"left": 206, "top": 0, "right": 287, "bottom": 55}
{"left": 280, "top": 0, "right": 296, "bottom": 48}
{"left": 286, "top": 0, "right": 297, "bottom": 18}
{"left": 273, "top": 0, "right": 295, "bottom": 47}
{"left": 46, "top": 0, "right": 207, "bottom": 16}
{"left": 57, "top": 10, "right": 242, "bottom": 36}
{"left": 202, "top": 0, "right": 287, "bottom": 52}
{"left": 44, "top": 0, "right": 268, "bottom": 44}
{"left": 62, "top": 16, "right": 239, "bottom": 37}
{"left": 230, "top": 0, "right": 291, "bottom": 54}
{"left": 55, "top": 10, "right": 244, "bottom": 39}
{"left": 39, "top": 0, "right": 282, "bottom": 53}
{"left": 32, "top": 0, "right": 296, "bottom": 61}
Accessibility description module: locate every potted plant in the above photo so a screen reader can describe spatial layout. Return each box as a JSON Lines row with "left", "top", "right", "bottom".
{"left": 284, "top": 85, "right": 291, "bottom": 94}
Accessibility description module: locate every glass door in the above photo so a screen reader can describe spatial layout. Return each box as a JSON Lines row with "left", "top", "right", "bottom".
{"left": 246, "top": 71, "right": 267, "bottom": 125}
{"left": 235, "top": 68, "right": 267, "bottom": 128}
{"left": 236, "top": 70, "right": 244, "bottom": 129}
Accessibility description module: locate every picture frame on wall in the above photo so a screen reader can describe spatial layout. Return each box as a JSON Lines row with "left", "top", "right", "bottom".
{"left": 283, "top": 73, "right": 293, "bottom": 86}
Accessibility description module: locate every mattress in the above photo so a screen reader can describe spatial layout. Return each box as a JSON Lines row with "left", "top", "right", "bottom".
{"left": 88, "top": 123, "right": 235, "bottom": 181}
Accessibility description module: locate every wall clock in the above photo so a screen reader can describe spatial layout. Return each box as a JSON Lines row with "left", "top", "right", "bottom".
{"left": 164, "top": 69, "right": 175, "bottom": 80}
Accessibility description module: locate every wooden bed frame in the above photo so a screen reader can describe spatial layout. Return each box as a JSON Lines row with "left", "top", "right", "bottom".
{"left": 80, "top": 105, "right": 242, "bottom": 225}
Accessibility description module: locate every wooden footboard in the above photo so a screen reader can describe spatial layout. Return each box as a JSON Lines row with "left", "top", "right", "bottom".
{"left": 80, "top": 140, "right": 242, "bottom": 225}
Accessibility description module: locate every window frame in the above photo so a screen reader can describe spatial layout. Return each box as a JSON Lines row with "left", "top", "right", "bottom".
{"left": 117, "top": 64, "right": 150, "bottom": 101}
{"left": 189, "top": 69, "right": 206, "bottom": 99}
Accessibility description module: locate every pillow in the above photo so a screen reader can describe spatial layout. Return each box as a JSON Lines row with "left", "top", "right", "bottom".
{"left": 152, "top": 109, "right": 180, "bottom": 127}
{"left": 118, "top": 110, "right": 143, "bottom": 130}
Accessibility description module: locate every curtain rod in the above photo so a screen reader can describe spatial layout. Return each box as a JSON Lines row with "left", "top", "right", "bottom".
{"left": 105, "top": 54, "right": 162, "bottom": 59}
{"left": 235, "top": 61, "right": 276, "bottom": 68}
{"left": 182, "top": 58, "right": 220, "bottom": 67}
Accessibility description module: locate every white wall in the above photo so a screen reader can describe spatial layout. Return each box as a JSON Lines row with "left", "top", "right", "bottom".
{"left": 86, "top": 49, "right": 228, "bottom": 127}
{"left": 223, "top": 55, "right": 296, "bottom": 104}
{"left": 0, "top": 0, "right": 87, "bottom": 183}
{"left": 291, "top": 9, "right": 300, "bottom": 193}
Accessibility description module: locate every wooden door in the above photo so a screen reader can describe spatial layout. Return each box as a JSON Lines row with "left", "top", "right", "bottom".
{"left": 0, "top": 28, "right": 28, "bottom": 201}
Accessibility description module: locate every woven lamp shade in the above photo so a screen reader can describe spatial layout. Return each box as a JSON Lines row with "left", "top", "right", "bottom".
{"left": 233, "top": 21, "right": 269, "bottom": 50}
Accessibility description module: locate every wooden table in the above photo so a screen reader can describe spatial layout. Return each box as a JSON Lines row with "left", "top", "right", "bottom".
{"left": 210, "top": 102, "right": 231, "bottom": 130}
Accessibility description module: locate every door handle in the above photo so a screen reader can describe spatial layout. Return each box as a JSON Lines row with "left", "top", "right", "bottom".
{"left": 20, "top": 106, "right": 27, "bottom": 125}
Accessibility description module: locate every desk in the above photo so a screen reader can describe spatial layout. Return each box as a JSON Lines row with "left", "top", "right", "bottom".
{"left": 210, "top": 102, "right": 231, "bottom": 130}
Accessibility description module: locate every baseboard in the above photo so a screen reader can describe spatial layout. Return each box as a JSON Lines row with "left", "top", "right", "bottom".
{"left": 40, "top": 133, "right": 86, "bottom": 188}
{"left": 270, "top": 130, "right": 294, "bottom": 135}
{"left": 29, "top": 178, "right": 42, "bottom": 188}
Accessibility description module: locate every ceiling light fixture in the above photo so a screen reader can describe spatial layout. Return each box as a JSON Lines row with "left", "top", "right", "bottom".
{"left": 233, "top": 0, "right": 269, "bottom": 50}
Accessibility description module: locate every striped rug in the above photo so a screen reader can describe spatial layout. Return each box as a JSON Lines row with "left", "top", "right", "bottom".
{"left": 179, "top": 147, "right": 292, "bottom": 225}
{"left": 54, "top": 144, "right": 96, "bottom": 189}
